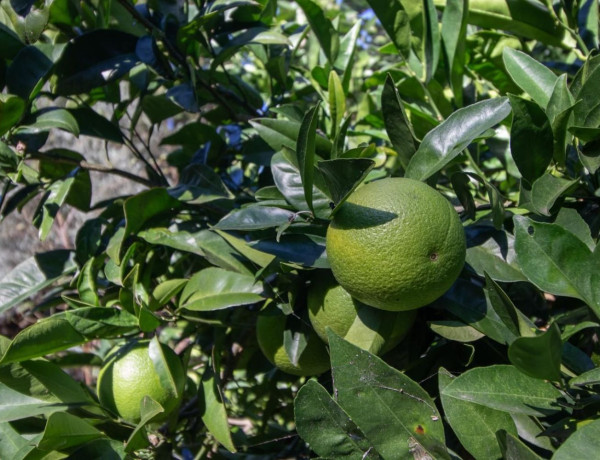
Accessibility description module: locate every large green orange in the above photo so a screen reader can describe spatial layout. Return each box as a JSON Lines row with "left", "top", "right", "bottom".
{"left": 326, "top": 177, "right": 466, "bottom": 311}
{"left": 97, "top": 340, "right": 185, "bottom": 424}
{"left": 257, "top": 307, "right": 330, "bottom": 376}
{"left": 308, "top": 274, "right": 417, "bottom": 354}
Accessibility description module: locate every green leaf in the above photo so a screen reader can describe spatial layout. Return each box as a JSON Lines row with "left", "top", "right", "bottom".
{"left": 215, "top": 206, "right": 295, "bottom": 231}
{"left": 53, "top": 29, "right": 138, "bottom": 95}
{"left": 578, "top": 136, "right": 600, "bottom": 174}
{"left": 0, "top": 422, "right": 28, "bottom": 458}
{"left": 441, "top": 0, "right": 468, "bottom": 104}
{"left": 513, "top": 215, "right": 600, "bottom": 316}
{"left": 18, "top": 108, "right": 80, "bottom": 136}
{"left": 294, "top": 380, "right": 378, "bottom": 459}
{"left": 250, "top": 118, "right": 332, "bottom": 157}
{"left": 570, "top": 367, "right": 600, "bottom": 387}
{"left": 68, "top": 107, "right": 124, "bottom": 143}
{"left": 423, "top": 0, "right": 440, "bottom": 82}
{"left": 124, "top": 396, "right": 163, "bottom": 453}
{"left": 554, "top": 208, "right": 595, "bottom": 251}
{"left": 439, "top": 367, "right": 517, "bottom": 460}
{"left": 552, "top": 418, "right": 600, "bottom": 460}
{"left": 328, "top": 71, "right": 345, "bottom": 138}
{"left": 0, "top": 382, "right": 69, "bottom": 423}
{"left": 0, "top": 23, "right": 24, "bottom": 59}
{"left": 283, "top": 323, "right": 308, "bottom": 367}
{"left": 37, "top": 412, "right": 104, "bottom": 452}
{"left": 295, "top": 0, "right": 338, "bottom": 63}
{"left": 429, "top": 320, "right": 485, "bottom": 342}
{"left": 0, "top": 250, "right": 76, "bottom": 314}
{"left": 199, "top": 366, "right": 236, "bottom": 453}
{"left": 405, "top": 97, "right": 511, "bottom": 180}
{"left": 509, "top": 95, "right": 554, "bottom": 182}
{"left": 497, "top": 430, "right": 543, "bottom": 460}
{"left": 178, "top": 267, "right": 265, "bottom": 312}
{"left": 573, "top": 62, "right": 600, "bottom": 128}
{"left": 502, "top": 48, "right": 557, "bottom": 109}
{"left": 508, "top": 323, "right": 562, "bottom": 381}
{"left": 440, "top": 365, "right": 563, "bottom": 417}
{"left": 530, "top": 173, "right": 578, "bottom": 216}
{"left": 382, "top": 74, "right": 417, "bottom": 169}
{"left": 365, "top": 0, "right": 411, "bottom": 57}
{"left": 328, "top": 331, "right": 445, "bottom": 459}
{"left": 0, "top": 307, "right": 138, "bottom": 364}
{"left": 271, "top": 150, "right": 332, "bottom": 220}
{"left": 152, "top": 279, "right": 187, "bottom": 308}
{"left": 0, "top": 94, "right": 25, "bottom": 136}
{"left": 296, "top": 102, "right": 321, "bottom": 213}
{"left": 141, "top": 94, "right": 183, "bottom": 124}
{"left": 547, "top": 75, "right": 575, "bottom": 166}
{"left": 465, "top": 227, "right": 527, "bottom": 283}
{"left": 214, "top": 229, "right": 276, "bottom": 270}
{"left": 6, "top": 45, "right": 53, "bottom": 100}
{"left": 316, "top": 158, "right": 374, "bottom": 211}
{"left": 33, "top": 176, "right": 76, "bottom": 241}
{"left": 249, "top": 233, "right": 328, "bottom": 268}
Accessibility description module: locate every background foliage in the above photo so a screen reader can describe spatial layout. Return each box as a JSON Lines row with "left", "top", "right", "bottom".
{"left": 1, "top": 0, "right": 600, "bottom": 458}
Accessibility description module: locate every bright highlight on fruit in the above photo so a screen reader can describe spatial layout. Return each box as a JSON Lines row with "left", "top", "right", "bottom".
{"left": 97, "top": 340, "right": 185, "bottom": 424}
{"left": 308, "top": 274, "right": 417, "bottom": 355}
{"left": 326, "top": 177, "right": 466, "bottom": 311}
{"left": 256, "top": 306, "right": 330, "bottom": 376}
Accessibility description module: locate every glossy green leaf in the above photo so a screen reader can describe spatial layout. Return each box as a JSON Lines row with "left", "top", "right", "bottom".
{"left": 509, "top": 95, "right": 553, "bottom": 182}
{"left": 0, "top": 307, "right": 138, "bottom": 364}
{"left": 250, "top": 118, "right": 332, "bottom": 157}
{"left": 573, "top": 63, "right": 600, "bottom": 128}
{"left": 552, "top": 418, "right": 600, "bottom": 460}
{"left": 329, "top": 331, "right": 445, "bottom": 459}
{"left": 199, "top": 366, "right": 236, "bottom": 453}
{"left": 429, "top": 320, "right": 485, "bottom": 342}
{"left": 441, "top": 0, "right": 467, "bottom": 104}
{"left": 68, "top": 107, "right": 123, "bottom": 143}
{"left": 547, "top": 75, "right": 575, "bottom": 165}
{"left": 554, "top": 208, "right": 595, "bottom": 250}
{"left": 365, "top": 0, "right": 411, "bottom": 57}
{"left": 406, "top": 97, "right": 511, "bottom": 180}
{"left": 317, "top": 158, "right": 374, "bottom": 211}
{"left": 334, "top": 21, "right": 361, "bottom": 90}
{"left": 178, "top": 267, "right": 265, "bottom": 312}
{"left": 0, "top": 382, "right": 69, "bottom": 423}
{"left": 124, "top": 396, "right": 162, "bottom": 453}
{"left": 508, "top": 323, "right": 562, "bottom": 381}
{"left": 328, "top": 71, "right": 345, "bottom": 138}
{"left": 6, "top": 45, "right": 52, "bottom": 100}
{"left": 294, "top": 379, "right": 378, "bottom": 459}
{"left": 214, "top": 229, "right": 276, "bottom": 269}
{"left": 423, "top": 0, "right": 440, "bottom": 82}
{"left": 215, "top": 206, "right": 295, "bottom": 231}
{"left": 503, "top": 48, "right": 557, "bottom": 108}
{"left": 33, "top": 176, "right": 75, "bottom": 241}
{"left": 570, "top": 367, "right": 600, "bottom": 387}
{"left": 382, "top": 74, "right": 417, "bottom": 169}
{"left": 0, "top": 94, "right": 25, "bottom": 136}
{"left": 37, "top": 412, "right": 104, "bottom": 452}
{"left": 0, "top": 250, "right": 76, "bottom": 314}
{"left": 497, "top": 430, "right": 543, "bottom": 460}
{"left": 152, "top": 279, "right": 186, "bottom": 308}
{"left": 18, "top": 108, "right": 80, "bottom": 136}
{"left": 440, "top": 365, "right": 563, "bottom": 417}
{"left": 0, "top": 422, "right": 28, "bottom": 458}
{"left": 249, "top": 233, "right": 328, "bottom": 268}
{"left": 296, "top": 102, "right": 321, "bottom": 213}
{"left": 149, "top": 337, "right": 180, "bottom": 399}
{"left": 271, "top": 150, "right": 332, "bottom": 220}
{"left": 578, "top": 136, "right": 600, "bottom": 174}
{"left": 513, "top": 215, "right": 600, "bottom": 316}
{"left": 531, "top": 173, "right": 577, "bottom": 216}
{"left": 439, "top": 367, "right": 517, "bottom": 460}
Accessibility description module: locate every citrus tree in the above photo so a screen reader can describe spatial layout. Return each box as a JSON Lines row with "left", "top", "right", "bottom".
{"left": 1, "top": 0, "right": 600, "bottom": 458}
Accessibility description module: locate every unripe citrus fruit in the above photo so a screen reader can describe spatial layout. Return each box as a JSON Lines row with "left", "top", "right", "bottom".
{"left": 326, "top": 177, "right": 466, "bottom": 311}
{"left": 97, "top": 340, "right": 185, "bottom": 424}
{"left": 308, "top": 274, "right": 417, "bottom": 354}
{"left": 257, "top": 307, "right": 330, "bottom": 376}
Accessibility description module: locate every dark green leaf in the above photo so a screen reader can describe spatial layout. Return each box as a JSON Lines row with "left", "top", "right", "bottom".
{"left": 365, "top": 0, "right": 411, "bottom": 57}
{"left": 328, "top": 71, "right": 345, "bottom": 138}
{"left": 429, "top": 320, "right": 485, "bottom": 342}
{"left": 54, "top": 30, "right": 138, "bottom": 95}
{"left": 215, "top": 206, "right": 295, "bottom": 231}
{"left": 68, "top": 107, "right": 123, "bottom": 143}
{"left": 295, "top": 0, "right": 339, "bottom": 63}
{"left": 441, "top": 0, "right": 468, "bottom": 104}
{"left": 250, "top": 118, "right": 332, "bottom": 157}
{"left": 508, "top": 323, "right": 562, "bottom": 381}
{"left": 440, "top": 365, "right": 563, "bottom": 417}
{"left": 579, "top": 136, "right": 600, "bottom": 174}
{"left": 124, "top": 396, "right": 163, "bottom": 453}
{"left": 6, "top": 45, "right": 52, "bottom": 100}
{"left": 0, "top": 250, "right": 76, "bottom": 314}
{"left": 294, "top": 380, "right": 378, "bottom": 459}
{"left": 554, "top": 208, "right": 594, "bottom": 250}
{"left": 18, "top": 108, "right": 80, "bottom": 136}
{"left": 406, "top": 97, "right": 511, "bottom": 180}
{"left": 141, "top": 94, "right": 183, "bottom": 124}
{"left": 178, "top": 267, "right": 265, "bottom": 312}
{"left": 423, "top": 0, "right": 440, "bottom": 82}
{"left": 439, "top": 368, "right": 517, "bottom": 460}
{"left": 296, "top": 102, "right": 321, "bottom": 213}
{"left": 382, "top": 74, "right": 417, "bottom": 169}
{"left": 329, "top": 331, "right": 445, "bottom": 459}
{"left": 249, "top": 233, "right": 328, "bottom": 268}
{"left": 0, "top": 422, "right": 28, "bottom": 458}
{"left": 169, "top": 164, "right": 233, "bottom": 205}
{"left": 37, "top": 412, "right": 104, "bottom": 451}
{"left": 0, "top": 382, "right": 69, "bottom": 422}
{"left": 0, "top": 23, "right": 24, "bottom": 59}
{"left": 33, "top": 176, "right": 75, "bottom": 241}
{"left": 317, "top": 158, "right": 374, "bottom": 211}
{"left": 502, "top": 48, "right": 557, "bottom": 108}
{"left": 509, "top": 95, "right": 553, "bottom": 182}
{"left": 573, "top": 63, "right": 600, "bottom": 128}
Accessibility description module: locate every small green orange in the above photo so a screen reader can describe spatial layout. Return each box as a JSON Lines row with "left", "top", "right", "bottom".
{"left": 308, "top": 274, "right": 417, "bottom": 354}
{"left": 97, "top": 340, "right": 185, "bottom": 424}
{"left": 257, "top": 307, "right": 330, "bottom": 376}
{"left": 326, "top": 177, "right": 466, "bottom": 311}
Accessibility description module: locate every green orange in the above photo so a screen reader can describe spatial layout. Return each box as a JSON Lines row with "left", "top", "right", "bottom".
{"left": 326, "top": 177, "right": 466, "bottom": 311}
{"left": 308, "top": 274, "right": 417, "bottom": 354}
{"left": 97, "top": 340, "right": 185, "bottom": 424}
{"left": 256, "top": 307, "right": 330, "bottom": 376}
